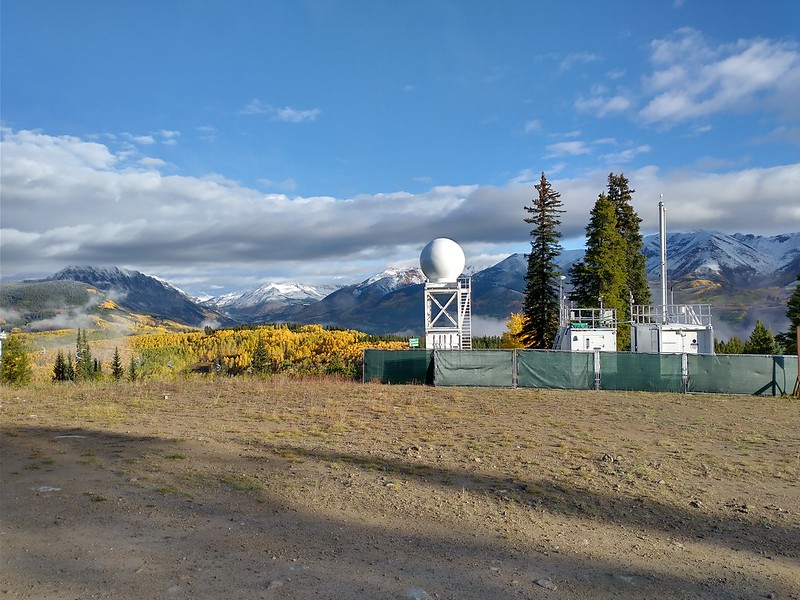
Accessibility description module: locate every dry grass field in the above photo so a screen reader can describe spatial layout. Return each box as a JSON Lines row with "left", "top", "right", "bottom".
{"left": 1, "top": 378, "right": 798, "bottom": 599}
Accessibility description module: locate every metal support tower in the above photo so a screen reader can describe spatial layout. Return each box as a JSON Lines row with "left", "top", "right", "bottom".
{"left": 424, "top": 277, "right": 472, "bottom": 350}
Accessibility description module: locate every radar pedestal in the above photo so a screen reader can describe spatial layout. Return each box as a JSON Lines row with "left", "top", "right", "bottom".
{"left": 420, "top": 238, "right": 472, "bottom": 350}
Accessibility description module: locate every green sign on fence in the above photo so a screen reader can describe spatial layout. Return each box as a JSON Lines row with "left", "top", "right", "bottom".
{"left": 408, "top": 338, "right": 420, "bottom": 348}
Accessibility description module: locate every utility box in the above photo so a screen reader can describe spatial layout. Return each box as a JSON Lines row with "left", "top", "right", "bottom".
{"left": 631, "top": 304, "right": 714, "bottom": 355}
{"left": 553, "top": 308, "right": 617, "bottom": 353}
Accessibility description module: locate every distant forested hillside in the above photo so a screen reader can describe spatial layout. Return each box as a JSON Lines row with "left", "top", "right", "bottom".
{"left": 0, "top": 280, "right": 104, "bottom": 326}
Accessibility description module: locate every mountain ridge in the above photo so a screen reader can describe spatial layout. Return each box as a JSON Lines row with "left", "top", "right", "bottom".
{"left": 1, "top": 230, "right": 797, "bottom": 339}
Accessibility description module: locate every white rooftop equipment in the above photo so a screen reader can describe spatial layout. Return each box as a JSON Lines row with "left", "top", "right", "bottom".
{"left": 420, "top": 238, "right": 472, "bottom": 350}
{"left": 552, "top": 269, "right": 617, "bottom": 352}
{"left": 631, "top": 197, "right": 714, "bottom": 355}
{"left": 553, "top": 305, "right": 618, "bottom": 352}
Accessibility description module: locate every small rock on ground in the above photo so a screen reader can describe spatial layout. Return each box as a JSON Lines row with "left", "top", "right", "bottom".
{"left": 535, "top": 578, "right": 558, "bottom": 591}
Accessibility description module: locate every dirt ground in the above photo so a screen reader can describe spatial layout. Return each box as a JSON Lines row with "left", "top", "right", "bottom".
{"left": 1, "top": 378, "right": 798, "bottom": 599}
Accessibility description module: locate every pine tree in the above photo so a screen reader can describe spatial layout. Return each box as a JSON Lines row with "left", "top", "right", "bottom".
{"left": 715, "top": 336, "right": 744, "bottom": 354}
{"left": 111, "top": 347, "right": 124, "bottom": 380}
{"left": 569, "top": 193, "right": 629, "bottom": 347}
{"left": 776, "top": 273, "right": 799, "bottom": 354}
{"left": 520, "top": 172, "right": 564, "bottom": 349}
{"left": 743, "top": 321, "right": 777, "bottom": 355}
{"left": 1, "top": 334, "right": 32, "bottom": 386}
{"left": 75, "top": 330, "right": 90, "bottom": 381}
{"left": 128, "top": 356, "right": 138, "bottom": 382}
{"left": 66, "top": 353, "right": 75, "bottom": 381}
{"left": 250, "top": 334, "right": 270, "bottom": 375}
{"left": 53, "top": 349, "right": 69, "bottom": 382}
{"left": 74, "top": 329, "right": 100, "bottom": 381}
{"left": 606, "top": 173, "right": 651, "bottom": 307}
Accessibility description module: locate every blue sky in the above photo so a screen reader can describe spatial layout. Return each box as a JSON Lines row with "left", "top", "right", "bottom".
{"left": 2, "top": 0, "right": 799, "bottom": 296}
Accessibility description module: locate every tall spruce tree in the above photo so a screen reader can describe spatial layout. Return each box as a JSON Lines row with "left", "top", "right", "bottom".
{"left": 66, "top": 353, "right": 75, "bottom": 381}
{"left": 53, "top": 349, "right": 69, "bottom": 382}
{"left": 521, "top": 172, "right": 564, "bottom": 349}
{"left": 111, "top": 347, "right": 124, "bottom": 380}
{"left": 606, "top": 173, "right": 651, "bottom": 308}
{"left": 75, "top": 329, "right": 94, "bottom": 381}
{"left": 251, "top": 334, "right": 270, "bottom": 375}
{"left": 569, "top": 193, "right": 629, "bottom": 347}
{"left": 776, "top": 273, "right": 799, "bottom": 354}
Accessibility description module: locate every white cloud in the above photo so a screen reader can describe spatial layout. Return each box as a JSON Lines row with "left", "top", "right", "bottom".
{"left": 559, "top": 51, "right": 601, "bottom": 73}
{"left": 274, "top": 106, "right": 321, "bottom": 123}
{"left": 159, "top": 130, "right": 181, "bottom": 145}
{"left": 575, "top": 93, "right": 632, "bottom": 117}
{"left": 139, "top": 157, "right": 167, "bottom": 169}
{"left": 1, "top": 128, "right": 798, "bottom": 293}
{"left": 600, "top": 145, "right": 651, "bottom": 163}
{"left": 640, "top": 28, "right": 800, "bottom": 123}
{"left": 524, "top": 119, "right": 542, "bottom": 133}
{"left": 132, "top": 135, "right": 156, "bottom": 145}
{"left": 690, "top": 124, "right": 712, "bottom": 135}
{"left": 240, "top": 99, "right": 321, "bottom": 122}
{"left": 545, "top": 141, "right": 591, "bottom": 158}
{"left": 753, "top": 125, "right": 800, "bottom": 145}
{"left": 241, "top": 99, "right": 271, "bottom": 115}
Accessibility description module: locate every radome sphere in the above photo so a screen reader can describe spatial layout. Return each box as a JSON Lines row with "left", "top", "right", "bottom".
{"left": 420, "top": 238, "right": 466, "bottom": 283}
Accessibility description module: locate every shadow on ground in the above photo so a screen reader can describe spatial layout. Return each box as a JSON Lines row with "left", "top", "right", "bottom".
{"left": 1, "top": 425, "right": 797, "bottom": 600}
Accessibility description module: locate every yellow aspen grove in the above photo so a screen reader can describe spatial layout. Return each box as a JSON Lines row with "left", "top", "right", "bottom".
{"left": 128, "top": 325, "right": 407, "bottom": 378}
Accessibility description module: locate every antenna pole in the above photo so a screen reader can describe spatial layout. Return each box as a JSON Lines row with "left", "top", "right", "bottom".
{"left": 659, "top": 195, "right": 668, "bottom": 323}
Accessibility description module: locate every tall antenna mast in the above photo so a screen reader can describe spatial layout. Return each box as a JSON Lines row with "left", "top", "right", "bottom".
{"left": 659, "top": 194, "right": 668, "bottom": 322}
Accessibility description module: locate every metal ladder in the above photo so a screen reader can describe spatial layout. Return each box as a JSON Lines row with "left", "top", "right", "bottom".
{"left": 460, "top": 278, "right": 472, "bottom": 350}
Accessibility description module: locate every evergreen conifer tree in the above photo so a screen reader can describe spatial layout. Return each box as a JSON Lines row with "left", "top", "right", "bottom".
{"left": 776, "top": 273, "right": 799, "bottom": 354}
{"left": 743, "top": 321, "right": 777, "bottom": 355}
{"left": 521, "top": 172, "right": 564, "bottom": 349}
{"left": 53, "top": 349, "right": 68, "bottom": 382}
{"left": 606, "top": 173, "right": 651, "bottom": 308}
{"left": 74, "top": 329, "right": 99, "bottom": 381}
{"left": 251, "top": 334, "right": 270, "bottom": 375}
{"left": 111, "top": 347, "right": 124, "bottom": 380}
{"left": 1, "top": 334, "right": 32, "bottom": 386}
{"left": 75, "top": 330, "right": 88, "bottom": 381}
{"left": 715, "top": 336, "right": 744, "bottom": 354}
{"left": 128, "top": 356, "right": 138, "bottom": 382}
{"left": 66, "top": 353, "right": 75, "bottom": 381}
{"left": 569, "top": 193, "right": 630, "bottom": 348}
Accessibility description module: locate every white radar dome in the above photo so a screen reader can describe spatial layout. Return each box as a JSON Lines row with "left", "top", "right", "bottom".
{"left": 420, "top": 238, "right": 466, "bottom": 283}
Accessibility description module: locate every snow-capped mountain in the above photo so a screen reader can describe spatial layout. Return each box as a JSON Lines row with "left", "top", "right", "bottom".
{"left": 642, "top": 231, "right": 800, "bottom": 286}
{"left": 4, "top": 230, "right": 797, "bottom": 337}
{"left": 46, "top": 265, "right": 231, "bottom": 327}
{"left": 202, "top": 281, "right": 341, "bottom": 322}
{"left": 354, "top": 267, "right": 425, "bottom": 297}
{"left": 278, "top": 268, "right": 426, "bottom": 332}
{"left": 196, "top": 231, "right": 800, "bottom": 334}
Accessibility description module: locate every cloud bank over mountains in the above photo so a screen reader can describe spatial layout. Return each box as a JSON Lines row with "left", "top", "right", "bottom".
{"left": 2, "top": 126, "right": 798, "bottom": 296}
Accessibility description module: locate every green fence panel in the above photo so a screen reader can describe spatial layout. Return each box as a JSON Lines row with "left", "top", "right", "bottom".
{"left": 517, "top": 350, "right": 593, "bottom": 389}
{"left": 600, "top": 352, "right": 684, "bottom": 392}
{"left": 434, "top": 350, "right": 515, "bottom": 387}
{"left": 688, "top": 354, "right": 798, "bottom": 395}
{"left": 363, "top": 349, "right": 433, "bottom": 384}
